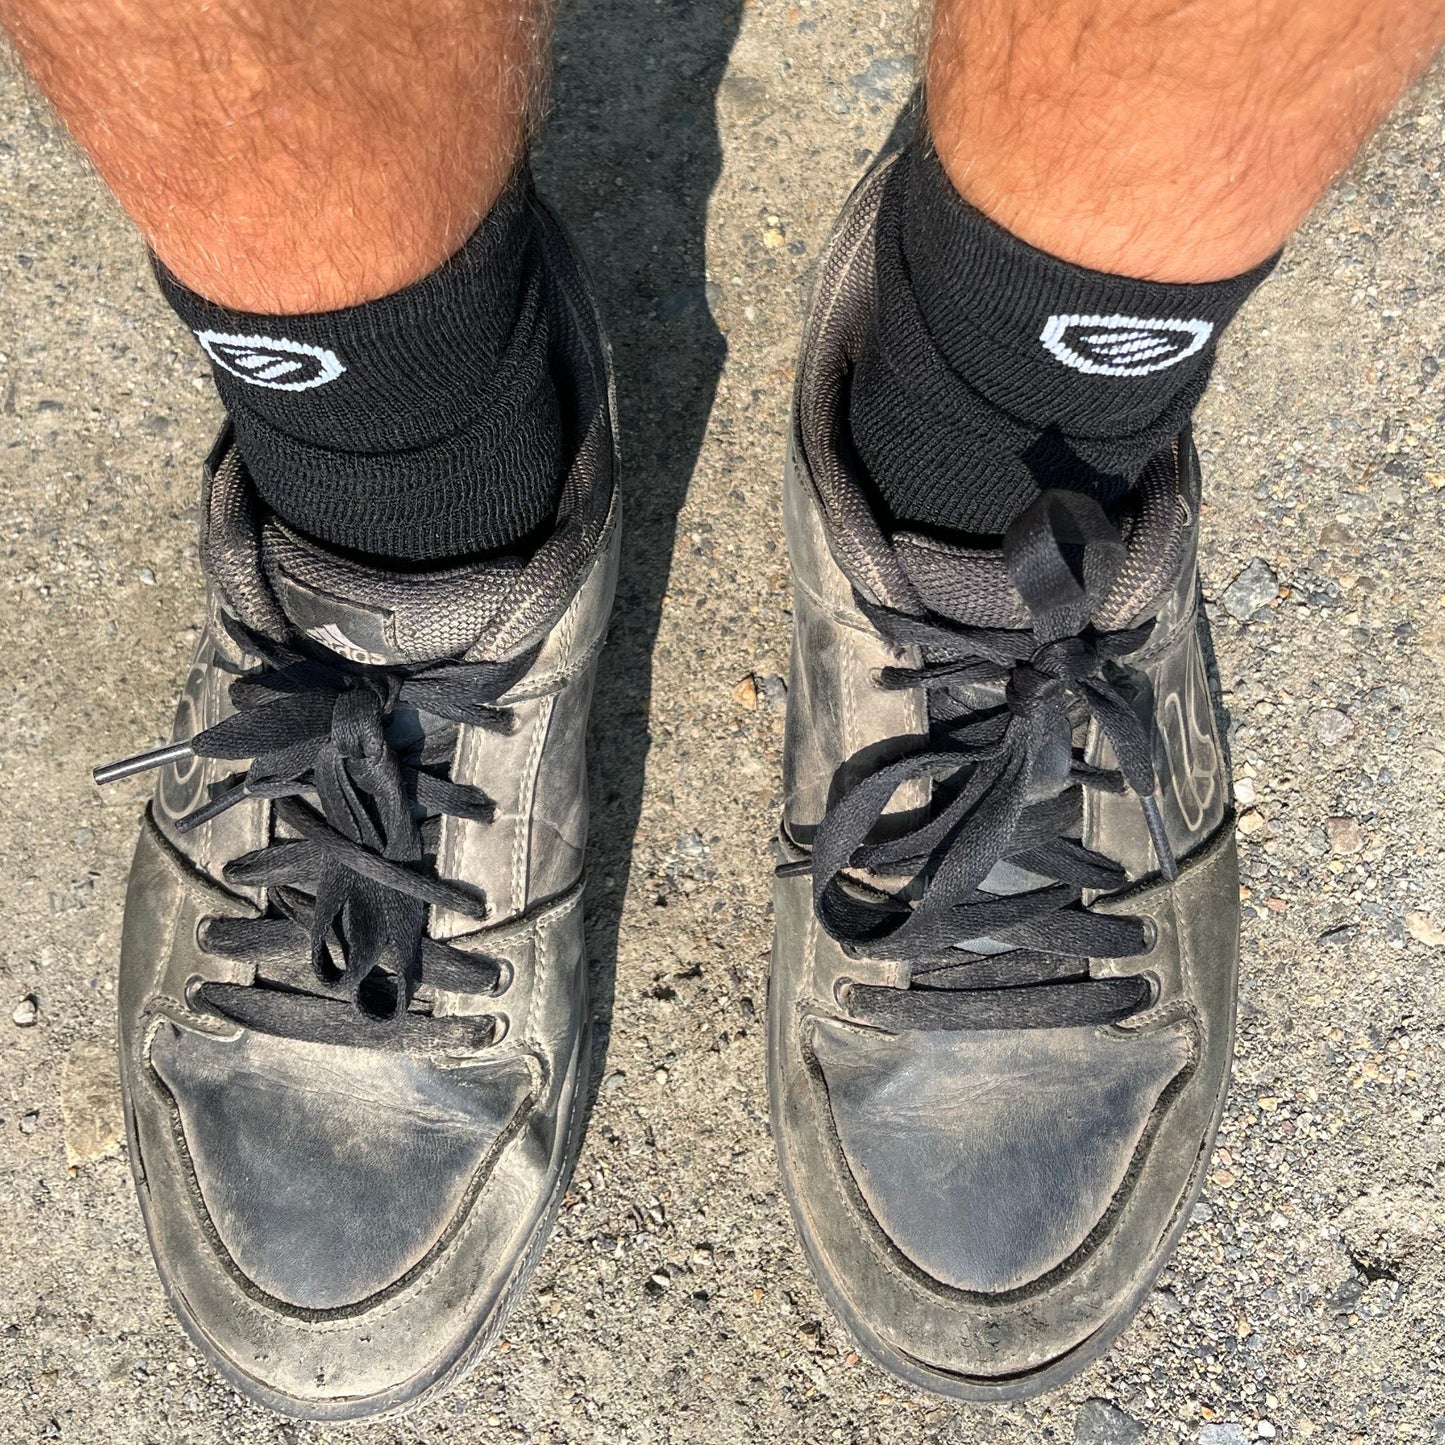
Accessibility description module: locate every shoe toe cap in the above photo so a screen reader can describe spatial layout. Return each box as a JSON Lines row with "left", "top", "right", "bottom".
{"left": 150, "top": 1020, "right": 533, "bottom": 1310}
{"left": 811, "top": 1016, "right": 1192, "bottom": 1295}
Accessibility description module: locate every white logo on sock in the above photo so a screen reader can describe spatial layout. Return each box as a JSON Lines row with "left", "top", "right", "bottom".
{"left": 1040, "top": 314, "right": 1213, "bottom": 377}
{"left": 195, "top": 331, "right": 346, "bottom": 391}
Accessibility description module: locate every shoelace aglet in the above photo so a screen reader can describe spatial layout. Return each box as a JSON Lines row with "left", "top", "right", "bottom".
{"left": 176, "top": 776, "right": 250, "bottom": 834}
{"left": 93, "top": 740, "right": 195, "bottom": 787}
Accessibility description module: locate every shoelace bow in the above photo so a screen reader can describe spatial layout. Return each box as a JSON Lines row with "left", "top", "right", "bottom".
{"left": 782, "top": 489, "right": 1177, "bottom": 1032}
{"left": 97, "top": 613, "right": 538, "bottom": 1052}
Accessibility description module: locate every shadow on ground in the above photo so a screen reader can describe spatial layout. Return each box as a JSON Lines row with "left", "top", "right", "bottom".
{"left": 534, "top": 0, "right": 743, "bottom": 1089}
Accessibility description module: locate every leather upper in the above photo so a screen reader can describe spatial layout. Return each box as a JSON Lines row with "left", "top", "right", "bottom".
{"left": 116, "top": 197, "right": 618, "bottom": 1418}
{"left": 768, "top": 158, "right": 1240, "bottom": 1395}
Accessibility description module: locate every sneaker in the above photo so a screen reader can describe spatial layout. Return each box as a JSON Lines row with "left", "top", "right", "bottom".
{"left": 99, "top": 202, "right": 618, "bottom": 1420}
{"left": 768, "top": 158, "right": 1239, "bottom": 1399}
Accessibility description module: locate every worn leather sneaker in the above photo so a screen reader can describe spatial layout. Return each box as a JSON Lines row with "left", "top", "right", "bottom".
{"left": 97, "top": 204, "right": 617, "bottom": 1420}
{"left": 768, "top": 159, "right": 1240, "bottom": 1399}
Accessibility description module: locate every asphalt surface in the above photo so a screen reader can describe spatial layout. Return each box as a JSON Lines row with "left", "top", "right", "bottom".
{"left": 2, "top": 6, "right": 1444, "bottom": 1441}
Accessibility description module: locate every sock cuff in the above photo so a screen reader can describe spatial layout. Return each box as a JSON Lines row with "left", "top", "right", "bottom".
{"left": 893, "top": 143, "right": 1279, "bottom": 434}
{"left": 155, "top": 164, "right": 545, "bottom": 454}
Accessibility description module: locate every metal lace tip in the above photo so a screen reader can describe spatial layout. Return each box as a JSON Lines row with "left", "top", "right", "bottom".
{"left": 175, "top": 778, "right": 250, "bottom": 834}
{"left": 93, "top": 740, "right": 196, "bottom": 787}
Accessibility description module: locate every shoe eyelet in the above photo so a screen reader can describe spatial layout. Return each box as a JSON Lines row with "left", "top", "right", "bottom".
{"left": 833, "top": 976, "right": 855, "bottom": 1011}
{"left": 490, "top": 957, "right": 514, "bottom": 999}
{"left": 489, "top": 1012, "right": 511, "bottom": 1046}
{"left": 194, "top": 916, "right": 214, "bottom": 952}
{"left": 1139, "top": 917, "right": 1160, "bottom": 954}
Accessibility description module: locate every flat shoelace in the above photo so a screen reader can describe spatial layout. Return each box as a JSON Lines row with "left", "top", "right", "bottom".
{"left": 97, "top": 614, "right": 539, "bottom": 1052}
{"left": 781, "top": 490, "right": 1177, "bottom": 1032}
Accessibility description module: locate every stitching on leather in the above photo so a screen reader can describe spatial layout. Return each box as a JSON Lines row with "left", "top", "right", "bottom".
{"left": 791, "top": 570, "right": 885, "bottom": 635}
{"left": 147, "top": 1036, "right": 543, "bottom": 1333}
{"left": 522, "top": 907, "right": 552, "bottom": 1088}
{"left": 840, "top": 637, "right": 858, "bottom": 770}
{"left": 512, "top": 694, "right": 554, "bottom": 918}
{"left": 502, "top": 628, "right": 605, "bottom": 702}
{"left": 513, "top": 572, "right": 589, "bottom": 696}
{"left": 795, "top": 1006, "right": 1200, "bottom": 1319}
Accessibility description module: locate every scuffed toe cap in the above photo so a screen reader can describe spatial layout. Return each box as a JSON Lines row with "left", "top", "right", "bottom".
{"left": 150, "top": 1022, "right": 533, "bottom": 1310}
{"left": 810, "top": 1016, "right": 1192, "bottom": 1294}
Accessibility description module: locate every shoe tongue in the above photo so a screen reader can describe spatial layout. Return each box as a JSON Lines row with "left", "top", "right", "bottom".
{"left": 892, "top": 534, "right": 1029, "bottom": 630}
{"left": 890, "top": 456, "right": 1186, "bottom": 631}
{"left": 260, "top": 518, "right": 523, "bottom": 666}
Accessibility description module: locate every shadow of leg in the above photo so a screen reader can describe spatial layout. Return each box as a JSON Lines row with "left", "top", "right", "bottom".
{"left": 534, "top": 0, "right": 744, "bottom": 1088}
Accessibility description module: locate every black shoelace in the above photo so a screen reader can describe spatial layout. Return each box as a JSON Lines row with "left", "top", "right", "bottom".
{"left": 96, "top": 614, "right": 538, "bottom": 1052}
{"left": 781, "top": 490, "right": 1177, "bottom": 1032}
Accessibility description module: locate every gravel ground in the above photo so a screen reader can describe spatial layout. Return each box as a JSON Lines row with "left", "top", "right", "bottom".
{"left": 2, "top": 4, "right": 1444, "bottom": 1441}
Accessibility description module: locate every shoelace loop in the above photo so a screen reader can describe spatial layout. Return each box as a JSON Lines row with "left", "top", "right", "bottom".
{"left": 783, "top": 489, "right": 1178, "bottom": 1033}
{"left": 97, "top": 612, "right": 539, "bottom": 1052}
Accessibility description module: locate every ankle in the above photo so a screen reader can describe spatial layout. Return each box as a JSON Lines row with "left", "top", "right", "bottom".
{"left": 848, "top": 139, "right": 1276, "bottom": 537}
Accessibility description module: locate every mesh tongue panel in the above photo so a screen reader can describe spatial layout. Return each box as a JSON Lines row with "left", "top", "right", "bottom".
{"left": 890, "top": 446, "right": 1187, "bottom": 631}
{"left": 260, "top": 521, "right": 522, "bottom": 665}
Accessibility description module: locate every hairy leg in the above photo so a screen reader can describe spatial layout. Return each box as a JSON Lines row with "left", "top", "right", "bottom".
{"left": 0, "top": 0, "right": 551, "bottom": 310}
{"left": 927, "top": 0, "right": 1445, "bottom": 280}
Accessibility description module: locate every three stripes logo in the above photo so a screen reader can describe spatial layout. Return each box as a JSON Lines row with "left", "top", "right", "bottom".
{"left": 304, "top": 623, "right": 389, "bottom": 667}
{"left": 1039, "top": 314, "right": 1213, "bottom": 377}
{"left": 195, "top": 331, "right": 346, "bottom": 391}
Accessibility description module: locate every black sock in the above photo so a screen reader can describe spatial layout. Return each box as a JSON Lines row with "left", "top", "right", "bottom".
{"left": 157, "top": 167, "right": 568, "bottom": 564}
{"left": 849, "top": 141, "right": 1278, "bottom": 537}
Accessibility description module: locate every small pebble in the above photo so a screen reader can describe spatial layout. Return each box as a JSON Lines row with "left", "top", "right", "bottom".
{"left": 1406, "top": 912, "right": 1445, "bottom": 946}
{"left": 757, "top": 674, "right": 788, "bottom": 705}
{"left": 1151, "top": 1287, "right": 1183, "bottom": 1317}
{"left": 12, "top": 995, "right": 38, "bottom": 1027}
{"left": 731, "top": 675, "right": 758, "bottom": 710}
{"left": 19, "top": 1109, "right": 39, "bottom": 1135}
{"left": 1222, "top": 559, "right": 1279, "bottom": 620}
{"left": 137, "top": 567, "right": 156, "bottom": 585}
{"left": 1233, "top": 778, "right": 1257, "bottom": 808}
{"left": 1074, "top": 1397, "right": 1146, "bottom": 1444}
{"left": 1312, "top": 707, "right": 1356, "bottom": 747}
{"left": 1325, "top": 816, "right": 1364, "bottom": 854}
{"left": 1198, "top": 1425, "right": 1248, "bottom": 1445}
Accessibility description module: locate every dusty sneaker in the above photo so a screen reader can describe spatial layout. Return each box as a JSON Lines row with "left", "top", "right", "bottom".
{"left": 768, "top": 159, "right": 1239, "bottom": 1399}
{"left": 99, "top": 204, "right": 617, "bottom": 1420}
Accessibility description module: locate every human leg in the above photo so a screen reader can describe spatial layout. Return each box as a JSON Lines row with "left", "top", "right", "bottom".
{"left": 2, "top": 0, "right": 570, "bottom": 562}
{"left": 849, "top": 0, "right": 1445, "bottom": 536}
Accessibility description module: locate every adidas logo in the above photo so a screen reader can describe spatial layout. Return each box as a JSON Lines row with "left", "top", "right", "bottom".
{"left": 1039, "top": 314, "right": 1213, "bottom": 377}
{"left": 195, "top": 331, "right": 346, "bottom": 391}
{"left": 305, "top": 623, "right": 388, "bottom": 666}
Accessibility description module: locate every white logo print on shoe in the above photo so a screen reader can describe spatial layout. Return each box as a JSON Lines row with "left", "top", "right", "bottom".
{"left": 1039, "top": 314, "right": 1213, "bottom": 377}
{"left": 195, "top": 331, "right": 346, "bottom": 391}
